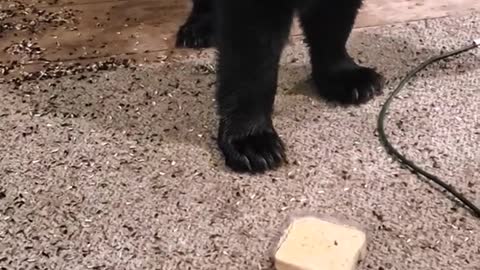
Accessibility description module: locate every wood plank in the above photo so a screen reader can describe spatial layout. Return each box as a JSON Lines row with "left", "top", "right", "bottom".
{"left": 357, "top": 0, "right": 480, "bottom": 28}
{"left": 1, "top": 0, "right": 479, "bottom": 74}
{"left": 0, "top": 0, "right": 188, "bottom": 64}
{"left": 291, "top": 0, "right": 480, "bottom": 35}
{"left": 1, "top": 0, "right": 123, "bottom": 8}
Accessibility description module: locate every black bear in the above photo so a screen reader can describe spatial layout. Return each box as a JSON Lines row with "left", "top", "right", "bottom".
{"left": 176, "top": 0, "right": 384, "bottom": 173}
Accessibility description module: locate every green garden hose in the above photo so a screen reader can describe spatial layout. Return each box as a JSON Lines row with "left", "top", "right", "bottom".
{"left": 377, "top": 38, "right": 480, "bottom": 218}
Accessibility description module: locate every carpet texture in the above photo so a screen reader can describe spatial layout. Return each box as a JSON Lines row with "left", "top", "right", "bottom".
{"left": 1, "top": 12, "right": 480, "bottom": 270}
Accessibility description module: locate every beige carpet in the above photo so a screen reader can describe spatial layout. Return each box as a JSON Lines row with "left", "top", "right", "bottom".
{"left": 1, "top": 12, "right": 479, "bottom": 270}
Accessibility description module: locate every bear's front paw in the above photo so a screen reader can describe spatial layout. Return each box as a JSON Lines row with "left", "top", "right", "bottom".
{"left": 217, "top": 119, "right": 287, "bottom": 173}
{"left": 175, "top": 15, "right": 214, "bottom": 49}
{"left": 314, "top": 63, "right": 384, "bottom": 105}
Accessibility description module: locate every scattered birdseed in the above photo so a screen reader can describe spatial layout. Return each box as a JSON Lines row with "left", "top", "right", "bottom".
{"left": 4, "top": 39, "right": 44, "bottom": 59}
{"left": 5, "top": 57, "right": 138, "bottom": 87}
{"left": 0, "top": 0, "right": 79, "bottom": 34}
{"left": 192, "top": 63, "right": 216, "bottom": 75}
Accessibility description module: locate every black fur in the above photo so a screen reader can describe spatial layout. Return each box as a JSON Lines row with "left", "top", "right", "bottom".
{"left": 175, "top": 0, "right": 384, "bottom": 173}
